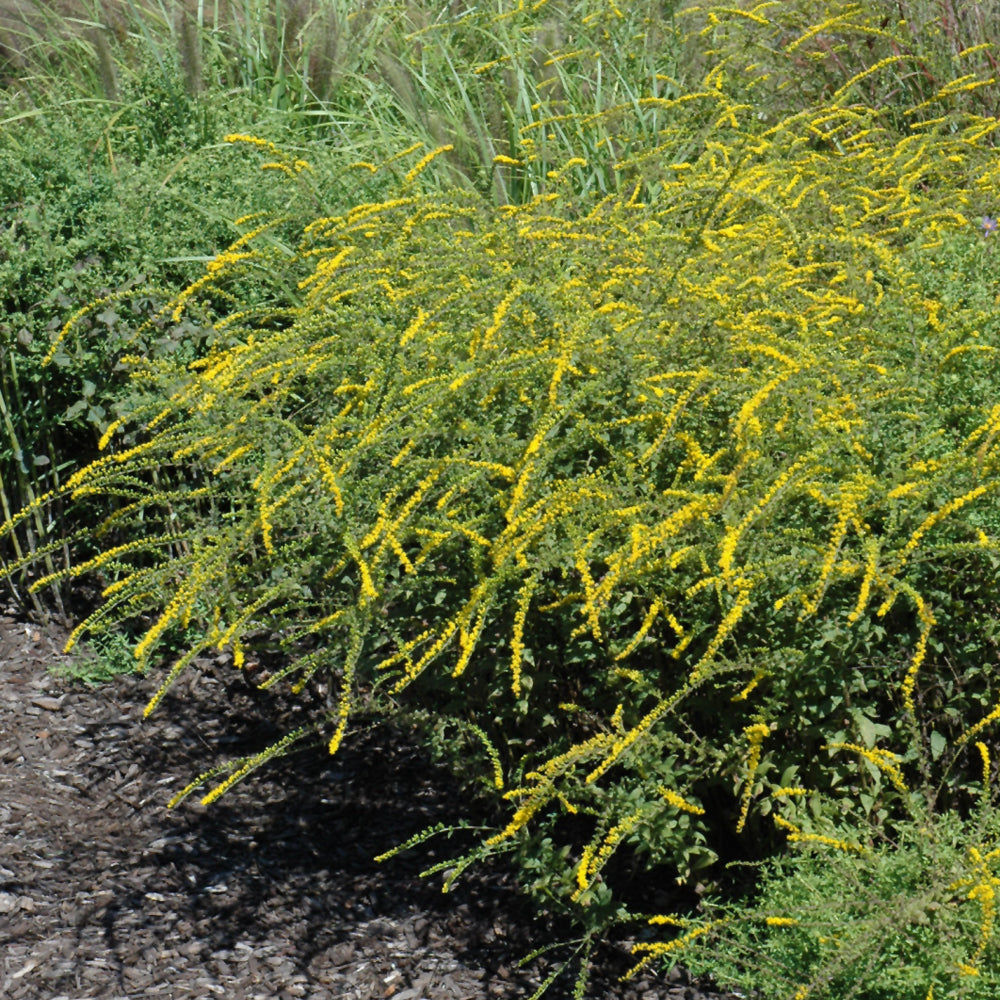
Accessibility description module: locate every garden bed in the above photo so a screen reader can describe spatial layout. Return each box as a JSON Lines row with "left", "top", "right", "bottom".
{"left": 0, "top": 611, "right": 739, "bottom": 1000}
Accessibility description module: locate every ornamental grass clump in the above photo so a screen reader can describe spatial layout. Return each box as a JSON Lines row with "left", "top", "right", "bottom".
{"left": 0, "top": 0, "right": 681, "bottom": 204}
{"left": 681, "top": 0, "right": 1000, "bottom": 128}
{"left": 7, "top": 1, "right": 1000, "bottom": 993}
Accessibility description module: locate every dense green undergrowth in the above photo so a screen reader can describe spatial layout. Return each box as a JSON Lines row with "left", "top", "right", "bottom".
{"left": 0, "top": 77, "right": 391, "bottom": 611}
{"left": 4, "top": 2, "right": 1000, "bottom": 998}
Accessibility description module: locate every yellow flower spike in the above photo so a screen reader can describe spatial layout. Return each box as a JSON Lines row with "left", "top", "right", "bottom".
{"left": 389, "top": 618, "right": 461, "bottom": 694}
{"left": 736, "top": 723, "right": 770, "bottom": 833}
{"left": 610, "top": 703, "right": 626, "bottom": 734}
{"left": 976, "top": 741, "right": 991, "bottom": 793}
{"left": 372, "top": 628, "right": 434, "bottom": 674}
{"left": 639, "top": 374, "right": 711, "bottom": 465}
{"left": 734, "top": 369, "right": 797, "bottom": 439}
{"left": 772, "top": 814, "right": 801, "bottom": 834}
{"left": 732, "top": 670, "right": 765, "bottom": 702}
{"left": 574, "top": 550, "right": 604, "bottom": 642}
{"left": 452, "top": 601, "right": 488, "bottom": 679}
{"left": 957, "top": 695, "right": 1000, "bottom": 747}
{"left": 825, "top": 742, "right": 909, "bottom": 794}
{"left": 298, "top": 245, "right": 357, "bottom": 292}
{"left": 213, "top": 444, "right": 252, "bottom": 474}
{"left": 135, "top": 581, "right": 196, "bottom": 670}
{"left": 801, "top": 474, "right": 871, "bottom": 618}
{"left": 786, "top": 830, "right": 868, "bottom": 853}
{"left": 509, "top": 576, "right": 537, "bottom": 696}
{"left": 389, "top": 534, "right": 415, "bottom": 575}
{"left": 716, "top": 449, "right": 821, "bottom": 577}
{"left": 964, "top": 845, "right": 999, "bottom": 972}
{"left": 143, "top": 631, "right": 218, "bottom": 719}
{"left": 370, "top": 468, "right": 445, "bottom": 567}
{"left": 717, "top": 525, "right": 740, "bottom": 577}
{"left": 848, "top": 536, "right": 880, "bottom": 624}
{"left": 624, "top": 920, "right": 727, "bottom": 980}
{"left": 688, "top": 579, "right": 754, "bottom": 684}
{"left": 404, "top": 145, "right": 454, "bottom": 186}
{"left": 586, "top": 683, "right": 691, "bottom": 786}
{"left": 43, "top": 291, "right": 127, "bottom": 366}
{"left": 477, "top": 281, "right": 525, "bottom": 356}
{"left": 224, "top": 133, "right": 282, "bottom": 154}
{"left": 572, "top": 810, "right": 642, "bottom": 902}
{"left": 327, "top": 625, "right": 365, "bottom": 756}
{"left": 901, "top": 602, "right": 935, "bottom": 724}
{"left": 463, "top": 724, "right": 504, "bottom": 791}
{"left": 830, "top": 54, "right": 909, "bottom": 104}
{"left": 660, "top": 787, "right": 705, "bottom": 816}
{"left": 97, "top": 415, "right": 127, "bottom": 451}
{"left": 200, "top": 726, "right": 309, "bottom": 807}
{"left": 486, "top": 793, "right": 549, "bottom": 848}
{"left": 390, "top": 438, "right": 417, "bottom": 469}
{"left": 575, "top": 842, "right": 595, "bottom": 892}
{"left": 214, "top": 587, "right": 286, "bottom": 655}
{"left": 896, "top": 485, "right": 992, "bottom": 570}
{"left": 503, "top": 465, "right": 534, "bottom": 525}
{"left": 613, "top": 599, "right": 661, "bottom": 661}
{"left": 399, "top": 308, "right": 428, "bottom": 347}
{"left": 775, "top": 788, "right": 809, "bottom": 802}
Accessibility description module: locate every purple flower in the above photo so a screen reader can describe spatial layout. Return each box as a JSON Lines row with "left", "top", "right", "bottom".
{"left": 982, "top": 215, "right": 998, "bottom": 236}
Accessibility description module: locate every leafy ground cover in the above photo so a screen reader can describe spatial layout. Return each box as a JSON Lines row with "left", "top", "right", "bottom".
{"left": 3, "top": 2, "right": 1000, "bottom": 998}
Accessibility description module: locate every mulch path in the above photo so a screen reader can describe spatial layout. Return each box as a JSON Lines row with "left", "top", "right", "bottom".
{"left": 0, "top": 612, "right": 743, "bottom": 1000}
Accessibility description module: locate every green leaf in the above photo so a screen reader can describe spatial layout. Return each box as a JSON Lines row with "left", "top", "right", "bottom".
{"left": 855, "top": 712, "right": 879, "bottom": 748}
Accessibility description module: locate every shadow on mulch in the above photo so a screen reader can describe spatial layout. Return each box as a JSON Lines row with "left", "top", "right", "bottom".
{"left": 0, "top": 613, "right": 740, "bottom": 1000}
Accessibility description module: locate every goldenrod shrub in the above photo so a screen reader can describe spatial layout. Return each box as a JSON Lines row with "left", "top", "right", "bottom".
{"left": 11, "top": 1, "right": 1000, "bottom": 991}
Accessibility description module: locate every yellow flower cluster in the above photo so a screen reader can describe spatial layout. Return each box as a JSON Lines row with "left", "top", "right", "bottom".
{"left": 625, "top": 918, "right": 729, "bottom": 978}
{"left": 800, "top": 473, "right": 871, "bottom": 617}
{"left": 509, "top": 575, "right": 537, "bottom": 696}
{"left": 825, "top": 742, "right": 909, "bottom": 795}
{"left": 957, "top": 696, "right": 1000, "bottom": 748}
{"left": 772, "top": 814, "right": 868, "bottom": 854}
{"left": 327, "top": 625, "right": 365, "bottom": 756}
{"left": 950, "top": 843, "right": 1000, "bottom": 977}
{"left": 659, "top": 787, "right": 705, "bottom": 816}
{"left": 573, "top": 810, "right": 642, "bottom": 901}
{"left": 736, "top": 722, "right": 770, "bottom": 833}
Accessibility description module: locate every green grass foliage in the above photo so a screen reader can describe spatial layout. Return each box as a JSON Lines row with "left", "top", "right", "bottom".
{"left": 1, "top": 0, "right": 679, "bottom": 202}
{"left": 6, "top": 1, "right": 1000, "bottom": 996}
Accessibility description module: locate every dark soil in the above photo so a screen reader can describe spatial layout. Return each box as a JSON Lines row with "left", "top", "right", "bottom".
{"left": 0, "top": 612, "right": 744, "bottom": 1000}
